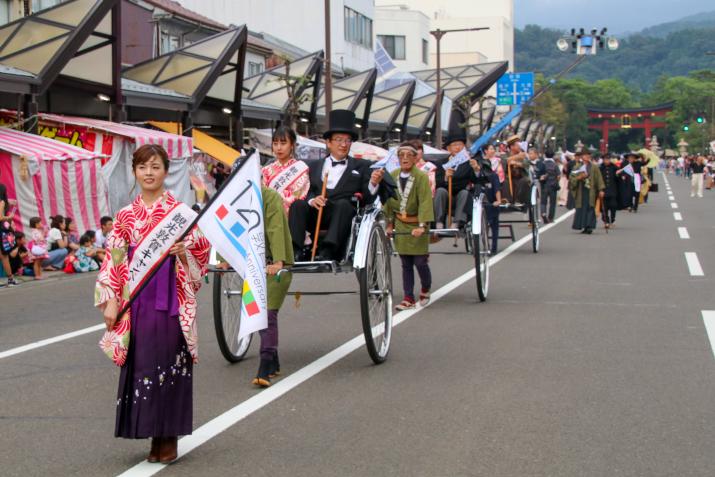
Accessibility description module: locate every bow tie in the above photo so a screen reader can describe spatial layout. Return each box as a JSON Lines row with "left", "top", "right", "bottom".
{"left": 331, "top": 159, "right": 347, "bottom": 167}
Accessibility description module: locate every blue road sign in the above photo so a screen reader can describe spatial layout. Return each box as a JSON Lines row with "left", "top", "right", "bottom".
{"left": 497, "top": 72, "right": 534, "bottom": 106}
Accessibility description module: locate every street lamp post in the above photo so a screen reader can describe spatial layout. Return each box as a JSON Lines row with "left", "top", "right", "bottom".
{"left": 324, "top": 0, "right": 332, "bottom": 128}
{"left": 430, "top": 26, "right": 489, "bottom": 148}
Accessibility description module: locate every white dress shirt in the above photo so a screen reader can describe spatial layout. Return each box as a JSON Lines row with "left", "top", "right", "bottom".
{"left": 308, "top": 155, "right": 378, "bottom": 206}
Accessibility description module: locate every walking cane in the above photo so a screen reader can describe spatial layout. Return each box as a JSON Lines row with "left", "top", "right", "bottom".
{"left": 311, "top": 173, "right": 329, "bottom": 261}
{"left": 507, "top": 163, "right": 514, "bottom": 202}
{"left": 447, "top": 175, "right": 453, "bottom": 228}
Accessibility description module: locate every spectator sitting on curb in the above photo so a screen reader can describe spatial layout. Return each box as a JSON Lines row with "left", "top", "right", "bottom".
{"left": 45, "top": 215, "right": 69, "bottom": 271}
{"left": 8, "top": 231, "right": 28, "bottom": 277}
{"left": 64, "top": 217, "right": 81, "bottom": 252}
{"left": 94, "top": 216, "right": 113, "bottom": 250}
{"left": 73, "top": 234, "right": 99, "bottom": 273}
{"left": 84, "top": 230, "right": 105, "bottom": 263}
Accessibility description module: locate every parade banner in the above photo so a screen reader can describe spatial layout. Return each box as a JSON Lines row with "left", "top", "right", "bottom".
{"left": 198, "top": 152, "right": 267, "bottom": 339}
{"left": 371, "top": 147, "right": 400, "bottom": 172}
{"left": 621, "top": 163, "right": 634, "bottom": 177}
{"left": 126, "top": 203, "right": 197, "bottom": 297}
{"left": 442, "top": 148, "right": 471, "bottom": 170}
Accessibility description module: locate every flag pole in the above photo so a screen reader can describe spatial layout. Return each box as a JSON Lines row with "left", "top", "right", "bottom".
{"left": 113, "top": 151, "right": 256, "bottom": 321}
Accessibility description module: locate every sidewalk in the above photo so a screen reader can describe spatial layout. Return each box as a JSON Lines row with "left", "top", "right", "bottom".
{"left": 0, "top": 270, "right": 98, "bottom": 291}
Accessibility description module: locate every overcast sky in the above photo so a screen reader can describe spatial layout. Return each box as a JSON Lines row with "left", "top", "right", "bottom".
{"left": 514, "top": 0, "right": 715, "bottom": 34}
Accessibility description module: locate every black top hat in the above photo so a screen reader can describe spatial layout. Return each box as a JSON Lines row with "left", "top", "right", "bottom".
{"left": 323, "top": 109, "right": 358, "bottom": 141}
{"left": 444, "top": 133, "right": 467, "bottom": 148}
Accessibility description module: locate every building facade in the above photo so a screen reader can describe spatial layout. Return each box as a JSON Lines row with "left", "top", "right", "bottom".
{"left": 375, "top": 0, "right": 514, "bottom": 70}
{"left": 374, "top": 5, "right": 430, "bottom": 72}
{"left": 178, "top": 0, "right": 376, "bottom": 74}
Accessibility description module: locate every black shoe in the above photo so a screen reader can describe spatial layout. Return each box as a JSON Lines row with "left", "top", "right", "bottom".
{"left": 252, "top": 358, "right": 273, "bottom": 387}
{"left": 270, "top": 351, "right": 281, "bottom": 378}
{"left": 7, "top": 278, "right": 20, "bottom": 287}
{"left": 584, "top": 228, "right": 593, "bottom": 234}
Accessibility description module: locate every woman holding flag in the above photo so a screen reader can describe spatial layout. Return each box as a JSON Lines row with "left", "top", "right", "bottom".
{"left": 95, "top": 144, "right": 210, "bottom": 464}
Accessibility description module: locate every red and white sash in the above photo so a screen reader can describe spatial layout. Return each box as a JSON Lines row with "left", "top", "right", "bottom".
{"left": 267, "top": 161, "right": 309, "bottom": 197}
{"left": 127, "top": 202, "right": 197, "bottom": 298}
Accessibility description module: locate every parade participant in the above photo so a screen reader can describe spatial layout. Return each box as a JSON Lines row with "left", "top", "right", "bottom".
{"left": 436, "top": 134, "right": 474, "bottom": 229}
{"left": 384, "top": 143, "right": 434, "bottom": 310}
{"left": 557, "top": 152, "right": 571, "bottom": 207}
{"left": 616, "top": 152, "right": 638, "bottom": 212}
{"left": 262, "top": 126, "right": 310, "bottom": 213}
{"left": 535, "top": 148, "right": 560, "bottom": 224}
{"left": 95, "top": 144, "right": 210, "bottom": 464}
{"left": 599, "top": 153, "right": 619, "bottom": 228}
{"left": 288, "top": 110, "right": 385, "bottom": 261}
{"left": 503, "top": 134, "right": 531, "bottom": 205}
{"left": 569, "top": 150, "right": 605, "bottom": 234}
{"left": 411, "top": 138, "right": 437, "bottom": 195}
{"left": 484, "top": 143, "right": 505, "bottom": 185}
{"left": 690, "top": 154, "right": 706, "bottom": 198}
{"left": 472, "top": 151, "right": 502, "bottom": 255}
{"left": 252, "top": 186, "right": 294, "bottom": 388}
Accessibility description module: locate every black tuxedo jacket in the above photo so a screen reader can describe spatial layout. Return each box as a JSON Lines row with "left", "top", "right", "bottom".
{"left": 306, "top": 156, "right": 376, "bottom": 203}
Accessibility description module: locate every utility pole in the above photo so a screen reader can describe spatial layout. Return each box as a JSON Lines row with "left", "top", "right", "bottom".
{"left": 324, "top": 0, "right": 332, "bottom": 128}
{"left": 430, "top": 26, "right": 489, "bottom": 148}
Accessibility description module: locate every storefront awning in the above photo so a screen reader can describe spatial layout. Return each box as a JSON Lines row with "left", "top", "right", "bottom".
{"left": 362, "top": 80, "right": 415, "bottom": 132}
{"left": 305, "top": 69, "right": 378, "bottom": 125}
{"left": 122, "top": 26, "right": 248, "bottom": 112}
{"left": 0, "top": 0, "right": 118, "bottom": 95}
{"left": 0, "top": 126, "right": 102, "bottom": 161}
{"left": 411, "top": 61, "right": 509, "bottom": 104}
{"left": 149, "top": 121, "right": 241, "bottom": 166}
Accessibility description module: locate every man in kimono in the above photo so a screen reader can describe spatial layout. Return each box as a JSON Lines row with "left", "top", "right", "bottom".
{"left": 569, "top": 150, "right": 605, "bottom": 234}
{"left": 503, "top": 134, "right": 531, "bottom": 205}
{"left": 435, "top": 134, "right": 474, "bottom": 229}
{"left": 384, "top": 143, "right": 435, "bottom": 310}
{"left": 599, "top": 153, "right": 619, "bottom": 228}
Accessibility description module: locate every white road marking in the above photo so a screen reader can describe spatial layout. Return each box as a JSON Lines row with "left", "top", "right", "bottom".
{"left": 671, "top": 202, "right": 678, "bottom": 209}
{"left": 674, "top": 212, "right": 682, "bottom": 221}
{"left": 685, "top": 252, "right": 704, "bottom": 276}
{"left": 701, "top": 311, "right": 715, "bottom": 360}
{"left": 668, "top": 195, "right": 674, "bottom": 200}
{"left": 678, "top": 227, "right": 690, "bottom": 239}
{"left": 116, "top": 212, "right": 576, "bottom": 477}
{"left": 0, "top": 324, "right": 106, "bottom": 360}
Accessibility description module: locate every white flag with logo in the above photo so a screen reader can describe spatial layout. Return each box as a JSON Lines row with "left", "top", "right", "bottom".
{"left": 198, "top": 152, "right": 267, "bottom": 339}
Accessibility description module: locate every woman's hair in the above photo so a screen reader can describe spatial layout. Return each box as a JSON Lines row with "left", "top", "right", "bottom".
{"left": 132, "top": 144, "right": 170, "bottom": 171}
{"left": 30, "top": 217, "right": 42, "bottom": 228}
{"left": 49, "top": 215, "right": 64, "bottom": 230}
{"left": 272, "top": 125, "right": 297, "bottom": 145}
{"left": 84, "top": 229, "right": 96, "bottom": 240}
{"left": 79, "top": 233, "right": 93, "bottom": 246}
{"left": 14, "top": 231, "right": 24, "bottom": 241}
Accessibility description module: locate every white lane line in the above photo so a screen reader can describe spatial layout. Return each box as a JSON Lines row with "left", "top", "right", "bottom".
{"left": 685, "top": 252, "right": 704, "bottom": 276}
{"left": 117, "top": 212, "right": 575, "bottom": 477}
{"left": 668, "top": 194, "right": 674, "bottom": 200}
{"left": 671, "top": 202, "right": 678, "bottom": 209}
{"left": 0, "top": 324, "right": 106, "bottom": 360}
{"left": 674, "top": 212, "right": 682, "bottom": 221}
{"left": 678, "top": 227, "right": 690, "bottom": 239}
{"left": 701, "top": 311, "right": 715, "bottom": 361}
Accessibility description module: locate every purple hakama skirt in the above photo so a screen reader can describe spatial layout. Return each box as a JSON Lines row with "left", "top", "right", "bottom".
{"left": 115, "top": 248, "right": 193, "bottom": 439}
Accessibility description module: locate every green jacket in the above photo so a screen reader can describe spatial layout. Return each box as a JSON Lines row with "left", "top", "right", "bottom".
{"left": 384, "top": 168, "right": 434, "bottom": 255}
{"left": 262, "top": 187, "right": 294, "bottom": 310}
{"left": 568, "top": 162, "right": 605, "bottom": 209}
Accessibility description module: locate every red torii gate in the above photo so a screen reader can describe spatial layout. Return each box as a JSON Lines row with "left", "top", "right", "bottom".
{"left": 587, "top": 102, "right": 673, "bottom": 153}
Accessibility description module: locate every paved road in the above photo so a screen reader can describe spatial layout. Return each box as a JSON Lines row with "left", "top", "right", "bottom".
{"left": 2, "top": 171, "right": 714, "bottom": 477}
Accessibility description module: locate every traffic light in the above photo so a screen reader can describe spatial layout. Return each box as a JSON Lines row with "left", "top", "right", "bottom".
{"left": 683, "top": 124, "right": 690, "bottom": 132}
{"left": 696, "top": 116, "right": 705, "bottom": 124}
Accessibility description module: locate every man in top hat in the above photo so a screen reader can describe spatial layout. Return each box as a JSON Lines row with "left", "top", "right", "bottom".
{"left": 288, "top": 110, "right": 386, "bottom": 261}
{"left": 434, "top": 133, "right": 475, "bottom": 229}
{"left": 599, "top": 152, "right": 619, "bottom": 228}
{"left": 502, "top": 134, "right": 531, "bottom": 205}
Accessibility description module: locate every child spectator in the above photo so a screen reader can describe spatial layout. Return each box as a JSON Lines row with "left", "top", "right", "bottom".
{"left": 29, "top": 217, "right": 50, "bottom": 279}
{"left": 94, "top": 216, "right": 113, "bottom": 249}
{"left": 84, "top": 230, "right": 105, "bottom": 263}
{"left": 64, "top": 217, "right": 80, "bottom": 251}
{"left": 73, "top": 234, "right": 99, "bottom": 273}
{"left": 8, "top": 231, "right": 28, "bottom": 276}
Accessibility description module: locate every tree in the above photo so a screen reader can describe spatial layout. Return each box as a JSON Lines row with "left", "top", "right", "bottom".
{"left": 271, "top": 55, "right": 315, "bottom": 131}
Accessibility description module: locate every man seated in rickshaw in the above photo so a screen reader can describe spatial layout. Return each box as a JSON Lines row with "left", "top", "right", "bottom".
{"left": 434, "top": 134, "right": 475, "bottom": 230}
{"left": 287, "top": 110, "right": 387, "bottom": 261}
{"left": 501, "top": 134, "right": 532, "bottom": 206}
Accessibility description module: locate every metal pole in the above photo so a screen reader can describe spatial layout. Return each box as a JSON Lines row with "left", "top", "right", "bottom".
{"left": 434, "top": 30, "right": 442, "bottom": 148}
{"left": 324, "top": 0, "right": 332, "bottom": 127}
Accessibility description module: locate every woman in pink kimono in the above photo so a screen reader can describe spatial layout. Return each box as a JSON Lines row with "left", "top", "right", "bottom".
{"left": 95, "top": 144, "right": 210, "bottom": 464}
{"left": 261, "top": 126, "right": 310, "bottom": 213}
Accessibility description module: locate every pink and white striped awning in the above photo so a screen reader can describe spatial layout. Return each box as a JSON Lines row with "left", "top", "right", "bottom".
{"left": 39, "top": 113, "right": 193, "bottom": 159}
{"left": 0, "top": 127, "right": 103, "bottom": 161}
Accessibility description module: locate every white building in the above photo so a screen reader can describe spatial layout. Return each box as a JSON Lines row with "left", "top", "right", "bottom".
{"left": 374, "top": 5, "right": 430, "bottom": 72}
{"left": 178, "top": 0, "right": 376, "bottom": 73}
{"left": 375, "top": 0, "right": 514, "bottom": 70}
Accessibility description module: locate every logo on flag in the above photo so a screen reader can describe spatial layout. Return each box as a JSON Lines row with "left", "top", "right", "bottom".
{"left": 198, "top": 152, "right": 267, "bottom": 339}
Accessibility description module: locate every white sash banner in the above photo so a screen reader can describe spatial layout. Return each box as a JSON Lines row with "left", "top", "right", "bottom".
{"left": 268, "top": 161, "right": 309, "bottom": 196}
{"left": 127, "top": 203, "right": 197, "bottom": 296}
{"left": 198, "top": 152, "right": 267, "bottom": 339}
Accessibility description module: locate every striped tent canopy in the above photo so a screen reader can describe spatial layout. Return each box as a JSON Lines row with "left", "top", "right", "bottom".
{"left": 38, "top": 114, "right": 192, "bottom": 159}
{"left": 0, "top": 127, "right": 101, "bottom": 162}
{"left": 0, "top": 127, "right": 109, "bottom": 234}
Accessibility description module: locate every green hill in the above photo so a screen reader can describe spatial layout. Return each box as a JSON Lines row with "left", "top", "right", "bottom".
{"left": 515, "top": 23, "right": 715, "bottom": 92}
{"left": 640, "top": 10, "right": 715, "bottom": 37}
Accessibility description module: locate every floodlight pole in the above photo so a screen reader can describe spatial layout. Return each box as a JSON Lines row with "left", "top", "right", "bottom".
{"left": 430, "top": 26, "right": 489, "bottom": 148}
{"left": 324, "top": 0, "right": 332, "bottom": 127}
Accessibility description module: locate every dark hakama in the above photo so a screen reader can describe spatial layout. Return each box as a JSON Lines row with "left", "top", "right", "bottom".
{"left": 115, "top": 247, "right": 192, "bottom": 439}
{"left": 572, "top": 185, "right": 597, "bottom": 231}
{"left": 617, "top": 176, "right": 633, "bottom": 210}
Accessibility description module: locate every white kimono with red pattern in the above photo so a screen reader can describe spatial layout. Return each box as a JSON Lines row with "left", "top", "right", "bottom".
{"left": 261, "top": 158, "right": 310, "bottom": 212}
